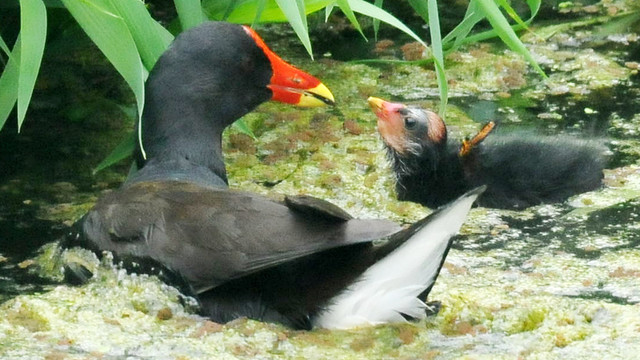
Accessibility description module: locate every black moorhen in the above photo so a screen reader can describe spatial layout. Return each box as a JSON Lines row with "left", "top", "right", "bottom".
{"left": 368, "top": 97, "right": 606, "bottom": 210}
{"left": 69, "top": 22, "right": 483, "bottom": 330}
{"left": 131, "top": 22, "right": 334, "bottom": 187}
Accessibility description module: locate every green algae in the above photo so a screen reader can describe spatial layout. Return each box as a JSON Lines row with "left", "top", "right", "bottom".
{"left": 423, "top": 251, "right": 640, "bottom": 358}
{"left": 525, "top": 48, "right": 633, "bottom": 100}
{"left": 1, "top": 3, "right": 640, "bottom": 359}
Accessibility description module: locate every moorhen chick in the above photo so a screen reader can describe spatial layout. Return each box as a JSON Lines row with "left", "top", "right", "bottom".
{"left": 68, "top": 22, "right": 483, "bottom": 330}
{"left": 368, "top": 97, "right": 606, "bottom": 210}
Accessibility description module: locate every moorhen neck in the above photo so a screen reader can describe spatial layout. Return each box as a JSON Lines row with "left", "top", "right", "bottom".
{"left": 368, "top": 97, "right": 606, "bottom": 210}
{"left": 69, "top": 22, "right": 482, "bottom": 330}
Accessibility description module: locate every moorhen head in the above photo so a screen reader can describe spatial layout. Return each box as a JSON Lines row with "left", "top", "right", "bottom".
{"left": 132, "top": 22, "right": 334, "bottom": 187}
{"left": 369, "top": 97, "right": 606, "bottom": 209}
{"left": 68, "top": 22, "right": 483, "bottom": 330}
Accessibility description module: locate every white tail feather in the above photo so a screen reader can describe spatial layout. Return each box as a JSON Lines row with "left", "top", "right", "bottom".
{"left": 314, "top": 189, "right": 480, "bottom": 329}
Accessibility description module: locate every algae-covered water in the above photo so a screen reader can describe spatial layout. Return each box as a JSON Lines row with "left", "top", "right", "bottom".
{"left": 1, "top": 2, "right": 640, "bottom": 359}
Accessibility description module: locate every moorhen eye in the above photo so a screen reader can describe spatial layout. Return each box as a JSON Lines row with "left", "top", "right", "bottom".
{"left": 404, "top": 117, "right": 417, "bottom": 129}
{"left": 72, "top": 22, "right": 480, "bottom": 331}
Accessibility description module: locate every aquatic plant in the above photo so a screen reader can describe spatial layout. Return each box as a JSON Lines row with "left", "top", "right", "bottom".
{"left": 1, "top": 0, "right": 545, "bottom": 169}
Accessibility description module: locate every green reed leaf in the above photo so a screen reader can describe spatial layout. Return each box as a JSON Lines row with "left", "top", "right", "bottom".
{"left": 17, "top": 0, "right": 47, "bottom": 132}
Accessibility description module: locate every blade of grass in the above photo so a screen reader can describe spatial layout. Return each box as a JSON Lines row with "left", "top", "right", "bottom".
{"left": 71, "top": 0, "right": 119, "bottom": 17}
{"left": 0, "top": 36, "right": 20, "bottom": 131}
{"left": 78, "top": 0, "right": 160, "bottom": 161}
{"left": 349, "top": 0, "right": 426, "bottom": 47}
{"left": 0, "top": 34, "right": 10, "bottom": 56}
{"left": 475, "top": 0, "right": 546, "bottom": 78}
{"left": 251, "top": 0, "right": 267, "bottom": 27}
{"left": 43, "top": 0, "right": 63, "bottom": 6}
{"left": 324, "top": 3, "right": 335, "bottom": 22}
{"left": 232, "top": 118, "right": 257, "bottom": 139}
{"left": 17, "top": 0, "right": 47, "bottom": 132}
{"left": 336, "top": 0, "right": 365, "bottom": 39}
{"left": 61, "top": 0, "right": 147, "bottom": 157}
{"left": 407, "top": 0, "right": 428, "bottom": 23}
{"left": 205, "top": 0, "right": 332, "bottom": 24}
{"left": 274, "top": 0, "right": 313, "bottom": 58}
{"left": 446, "top": 23, "right": 520, "bottom": 48}
{"left": 442, "top": 0, "right": 483, "bottom": 47}
{"left": 467, "top": 9, "right": 622, "bottom": 45}
{"left": 372, "top": 0, "right": 383, "bottom": 41}
{"left": 294, "top": 0, "right": 310, "bottom": 51}
{"left": 427, "top": 0, "right": 447, "bottom": 117}
{"left": 108, "top": 0, "right": 173, "bottom": 71}
{"left": 497, "top": 0, "right": 542, "bottom": 42}
{"left": 443, "top": 0, "right": 540, "bottom": 51}
{"left": 527, "top": 0, "right": 541, "bottom": 18}
{"left": 496, "top": 0, "right": 528, "bottom": 29}
{"left": 154, "top": 21, "right": 175, "bottom": 45}
{"left": 62, "top": 0, "right": 145, "bottom": 102}
{"left": 433, "top": 56, "right": 448, "bottom": 118}
{"left": 221, "top": 0, "right": 241, "bottom": 20}
{"left": 174, "top": 0, "right": 205, "bottom": 31}
{"left": 93, "top": 132, "right": 135, "bottom": 174}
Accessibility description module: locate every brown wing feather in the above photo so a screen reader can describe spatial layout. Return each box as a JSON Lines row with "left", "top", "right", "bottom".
{"left": 81, "top": 181, "right": 401, "bottom": 292}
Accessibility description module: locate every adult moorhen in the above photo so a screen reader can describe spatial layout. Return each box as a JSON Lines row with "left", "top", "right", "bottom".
{"left": 69, "top": 22, "right": 482, "bottom": 330}
{"left": 368, "top": 97, "right": 606, "bottom": 209}
{"left": 131, "top": 22, "right": 334, "bottom": 187}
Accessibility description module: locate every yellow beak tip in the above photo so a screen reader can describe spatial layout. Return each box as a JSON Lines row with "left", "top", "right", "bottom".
{"left": 367, "top": 96, "right": 385, "bottom": 110}
{"left": 298, "top": 83, "right": 335, "bottom": 107}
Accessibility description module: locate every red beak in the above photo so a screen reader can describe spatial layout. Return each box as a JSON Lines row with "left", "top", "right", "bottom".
{"left": 243, "top": 26, "right": 335, "bottom": 107}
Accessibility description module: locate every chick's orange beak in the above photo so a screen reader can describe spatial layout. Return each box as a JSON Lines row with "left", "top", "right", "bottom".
{"left": 367, "top": 97, "right": 406, "bottom": 118}
{"left": 368, "top": 96, "right": 408, "bottom": 132}
{"left": 243, "top": 26, "right": 335, "bottom": 107}
{"left": 368, "top": 96, "right": 410, "bottom": 154}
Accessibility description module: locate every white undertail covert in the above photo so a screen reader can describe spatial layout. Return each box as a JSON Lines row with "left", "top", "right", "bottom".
{"left": 314, "top": 188, "right": 482, "bottom": 329}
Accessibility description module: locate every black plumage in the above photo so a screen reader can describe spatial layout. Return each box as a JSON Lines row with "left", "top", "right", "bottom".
{"left": 80, "top": 181, "right": 401, "bottom": 328}
{"left": 369, "top": 97, "right": 606, "bottom": 209}
{"left": 68, "top": 22, "right": 480, "bottom": 330}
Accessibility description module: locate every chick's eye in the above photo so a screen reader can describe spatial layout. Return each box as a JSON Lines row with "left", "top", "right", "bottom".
{"left": 404, "top": 117, "right": 417, "bottom": 129}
